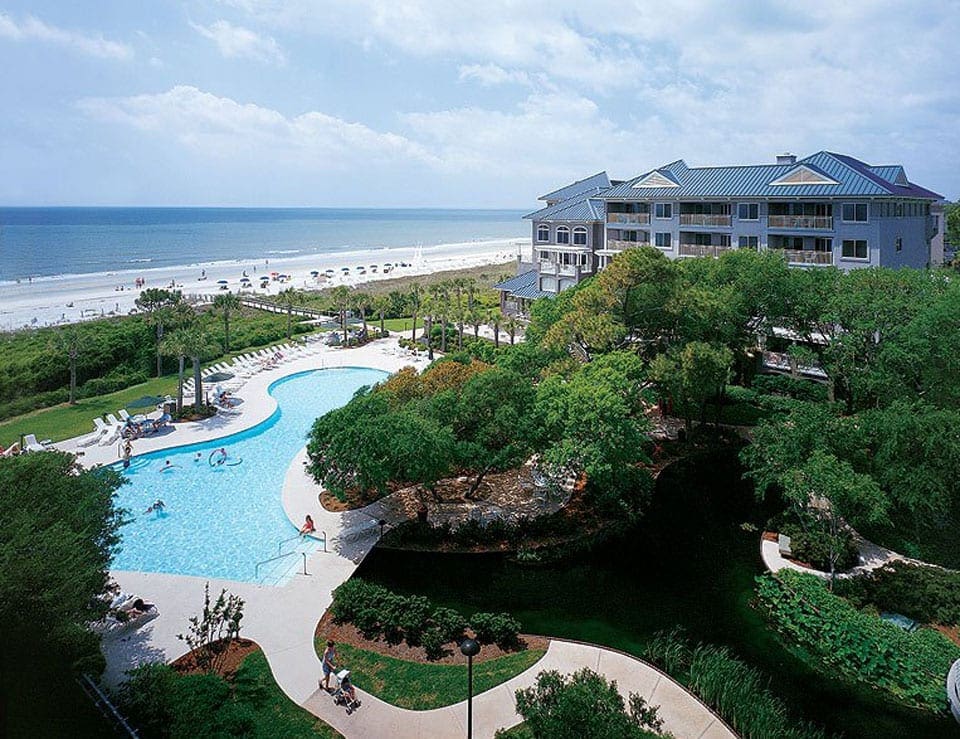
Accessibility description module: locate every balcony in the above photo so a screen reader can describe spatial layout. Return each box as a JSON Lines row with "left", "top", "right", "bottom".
{"left": 678, "top": 213, "right": 732, "bottom": 227}
{"left": 768, "top": 215, "right": 833, "bottom": 230}
{"left": 774, "top": 248, "right": 833, "bottom": 266}
{"left": 678, "top": 243, "right": 735, "bottom": 258}
{"left": 605, "top": 239, "right": 650, "bottom": 252}
{"left": 607, "top": 212, "right": 651, "bottom": 225}
{"left": 539, "top": 262, "right": 583, "bottom": 277}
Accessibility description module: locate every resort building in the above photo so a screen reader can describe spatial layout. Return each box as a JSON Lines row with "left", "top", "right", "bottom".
{"left": 498, "top": 151, "right": 945, "bottom": 309}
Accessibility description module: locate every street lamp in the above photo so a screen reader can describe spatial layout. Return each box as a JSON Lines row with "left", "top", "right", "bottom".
{"left": 460, "top": 637, "right": 481, "bottom": 739}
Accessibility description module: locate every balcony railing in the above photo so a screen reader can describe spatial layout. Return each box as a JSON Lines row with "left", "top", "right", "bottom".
{"left": 768, "top": 214, "right": 834, "bottom": 229}
{"left": 605, "top": 239, "right": 650, "bottom": 252}
{"left": 607, "top": 212, "right": 651, "bottom": 225}
{"left": 774, "top": 248, "right": 833, "bottom": 266}
{"left": 539, "top": 262, "right": 582, "bottom": 277}
{"left": 678, "top": 213, "right": 732, "bottom": 227}
{"left": 678, "top": 243, "right": 734, "bottom": 258}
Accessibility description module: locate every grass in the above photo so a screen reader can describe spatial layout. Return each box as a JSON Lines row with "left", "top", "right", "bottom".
{"left": 326, "top": 642, "right": 545, "bottom": 710}
{"left": 381, "top": 317, "right": 423, "bottom": 333}
{"left": 238, "top": 650, "right": 342, "bottom": 738}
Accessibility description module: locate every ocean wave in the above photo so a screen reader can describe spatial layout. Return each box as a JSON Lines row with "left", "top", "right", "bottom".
{"left": 127, "top": 258, "right": 153, "bottom": 263}
{"left": 266, "top": 249, "right": 301, "bottom": 254}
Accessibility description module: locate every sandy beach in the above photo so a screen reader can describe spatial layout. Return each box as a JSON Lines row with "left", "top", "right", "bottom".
{"left": 0, "top": 237, "right": 530, "bottom": 331}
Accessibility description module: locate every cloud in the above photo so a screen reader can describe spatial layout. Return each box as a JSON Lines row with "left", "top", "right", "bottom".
{"left": 191, "top": 20, "right": 285, "bottom": 64}
{"left": 78, "top": 85, "right": 433, "bottom": 169}
{"left": 457, "top": 64, "right": 532, "bottom": 87}
{"left": 0, "top": 12, "right": 133, "bottom": 59}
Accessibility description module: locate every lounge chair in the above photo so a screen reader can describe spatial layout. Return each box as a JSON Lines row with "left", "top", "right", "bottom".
{"left": 23, "top": 434, "right": 50, "bottom": 453}
{"left": 118, "top": 409, "right": 132, "bottom": 423}
{"left": 2, "top": 442, "right": 21, "bottom": 457}
{"left": 77, "top": 419, "right": 110, "bottom": 447}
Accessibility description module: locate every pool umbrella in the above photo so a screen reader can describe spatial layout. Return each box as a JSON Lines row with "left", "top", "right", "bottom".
{"left": 127, "top": 395, "right": 164, "bottom": 409}
{"left": 203, "top": 371, "right": 235, "bottom": 383}
{"left": 217, "top": 279, "right": 229, "bottom": 285}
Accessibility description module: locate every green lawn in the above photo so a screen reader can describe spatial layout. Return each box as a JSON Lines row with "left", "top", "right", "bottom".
{"left": 323, "top": 642, "right": 545, "bottom": 710}
{"left": 381, "top": 317, "right": 423, "bottom": 333}
{"left": 238, "top": 650, "right": 342, "bottom": 738}
{"left": 0, "top": 375, "right": 180, "bottom": 446}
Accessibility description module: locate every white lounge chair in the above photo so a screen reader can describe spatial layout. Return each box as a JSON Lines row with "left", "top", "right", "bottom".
{"left": 118, "top": 409, "right": 132, "bottom": 423}
{"left": 23, "top": 434, "right": 50, "bottom": 453}
{"left": 77, "top": 418, "right": 110, "bottom": 447}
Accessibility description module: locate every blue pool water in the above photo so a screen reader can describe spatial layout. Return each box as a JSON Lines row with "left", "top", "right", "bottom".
{"left": 112, "top": 367, "right": 387, "bottom": 584}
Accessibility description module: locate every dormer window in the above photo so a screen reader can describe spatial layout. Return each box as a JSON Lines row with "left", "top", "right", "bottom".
{"left": 556, "top": 226, "right": 570, "bottom": 244}
{"left": 536, "top": 224, "right": 550, "bottom": 242}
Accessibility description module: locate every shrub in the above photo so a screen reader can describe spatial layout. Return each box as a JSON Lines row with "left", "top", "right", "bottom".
{"left": 421, "top": 627, "right": 447, "bottom": 661}
{"left": 755, "top": 570, "right": 960, "bottom": 713}
{"left": 642, "top": 630, "right": 830, "bottom": 739}
{"left": 753, "top": 374, "right": 828, "bottom": 403}
{"left": 431, "top": 607, "right": 468, "bottom": 643}
{"left": 785, "top": 526, "right": 859, "bottom": 571}
{"left": 835, "top": 561, "right": 960, "bottom": 626}
{"left": 470, "top": 612, "right": 522, "bottom": 648}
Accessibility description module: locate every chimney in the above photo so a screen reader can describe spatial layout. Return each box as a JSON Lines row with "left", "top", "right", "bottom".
{"left": 776, "top": 153, "right": 797, "bottom": 165}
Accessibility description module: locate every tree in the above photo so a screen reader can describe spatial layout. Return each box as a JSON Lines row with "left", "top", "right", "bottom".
{"left": 177, "top": 583, "right": 244, "bottom": 674}
{"left": 452, "top": 368, "right": 538, "bottom": 497}
{"left": 182, "top": 325, "right": 219, "bottom": 409}
{"left": 0, "top": 452, "right": 126, "bottom": 677}
{"left": 275, "top": 287, "right": 302, "bottom": 340}
{"left": 371, "top": 294, "right": 390, "bottom": 335}
{"left": 485, "top": 307, "right": 502, "bottom": 348}
{"left": 945, "top": 201, "right": 959, "bottom": 246}
{"left": 136, "top": 288, "right": 183, "bottom": 377}
{"left": 51, "top": 325, "right": 83, "bottom": 404}
{"left": 512, "top": 668, "right": 664, "bottom": 739}
{"left": 160, "top": 329, "right": 190, "bottom": 413}
{"left": 211, "top": 292, "right": 241, "bottom": 353}
{"left": 329, "top": 285, "right": 352, "bottom": 344}
{"left": 502, "top": 315, "right": 519, "bottom": 345}
{"left": 407, "top": 285, "right": 423, "bottom": 343}
{"left": 353, "top": 291, "right": 370, "bottom": 336}
{"left": 648, "top": 342, "right": 733, "bottom": 428}
{"left": 781, "top": 449, "right": 889, "bottom": 583}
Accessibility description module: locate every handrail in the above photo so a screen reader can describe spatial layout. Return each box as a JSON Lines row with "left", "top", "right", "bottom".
{"left": 277, "top": 533, "right": 303, "bottom": 556}
{"left": 254, "top": 550, "right": 297, "bottom": 580}
{"left": 77, "top": 673, "right": 139, "bottom": 737}
{"left": 255, "top": 530, "right": 328, "bottom": 579}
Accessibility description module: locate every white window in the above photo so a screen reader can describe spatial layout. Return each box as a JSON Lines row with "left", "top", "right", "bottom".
{"left": 654, "top": 203, "right": 673, "bottom": 219}
{"left": 841, "top": 239, "right": 868, "bottom": 259}
{"left": 655, "top": 232, "right": 671, "bottom": 248}
{"left": 573, "top": 227, "right": 588, "bottom": 246}
{"left": 738, "top": 236, "right": 758, "bottom": 249}
{"left": 738, "top": 203, "right": 759, "bottom": 221}
{"left": 536, "top": 224, "right": 549, "bottom": 242}
{"left": 556, "top": 226, "right": 570, "bottom": 244}
{"left": 842, "top": 203, "right": 868, "bottom": 222}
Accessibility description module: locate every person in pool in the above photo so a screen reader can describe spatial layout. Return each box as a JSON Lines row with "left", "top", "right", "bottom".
{"left": 162, "top": 459, "right": 174, "bottom": 471}
{"left": 214, "top": 448, "right": 228, "bottom": 466}
{"left": 145, "top": 500, "right": 165, "bottom": 514}
{"left": 194, "top": 452, "right": 203, "bottom": 463}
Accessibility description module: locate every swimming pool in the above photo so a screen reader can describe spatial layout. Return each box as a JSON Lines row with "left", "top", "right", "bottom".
{"left": 112, "top": 367, "right": 387, "bottom": 584}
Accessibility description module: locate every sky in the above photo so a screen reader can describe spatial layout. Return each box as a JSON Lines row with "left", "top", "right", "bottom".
{"left": 1, "top": 0, "right": 958, "bottom": 207}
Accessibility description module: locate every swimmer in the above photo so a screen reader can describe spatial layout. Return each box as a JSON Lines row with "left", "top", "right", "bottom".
{"left": 194, "top": 452, "right": 203, "bottom": 463}
{"left": 215, "top": 447, "right": 227, "bottom": 466}
{"left": 162, "top": 460, "right": 173, "bottom": 471}
{"left": 145, "top": 500, "right": 165, "bottom": 514}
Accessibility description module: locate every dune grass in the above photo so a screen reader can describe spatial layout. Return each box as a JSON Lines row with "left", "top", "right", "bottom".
{"left": 324, "top": 642, "right": 545, "bottom": 710}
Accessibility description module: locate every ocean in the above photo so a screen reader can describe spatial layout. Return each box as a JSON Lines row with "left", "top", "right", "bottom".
{"left": 0, "top": 207, "right": 527, "bottom": 283}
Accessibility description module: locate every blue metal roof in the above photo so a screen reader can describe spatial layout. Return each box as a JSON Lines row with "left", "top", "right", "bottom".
{"left": 493, "top": 269, "right": 552, "bottom": 300}
{"left": 524, "top": 192, "right": 605, "bottom": 221}
{"left": 539, "top": 171, "right": 611, "bottom": 202}
{"left": 602, "top": 151, "right": 942, "bottom": 200}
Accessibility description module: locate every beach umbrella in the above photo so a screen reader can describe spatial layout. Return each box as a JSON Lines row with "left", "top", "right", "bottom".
{"left": 203, "top": 371, "right": 235, "bottom": 383}
{"left": 310, "top": 270, "right": 319, "bottom": 277}
{"left": 217, "top": 279, "right": 228, "bottom": 285}
{"left": 127, "top": 395, "right": 164, "bottom": 409}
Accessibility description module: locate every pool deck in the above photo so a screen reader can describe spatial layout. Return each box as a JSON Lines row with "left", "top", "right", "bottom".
{"left": 72, "top": 338, "right": 736, "bottom": 737}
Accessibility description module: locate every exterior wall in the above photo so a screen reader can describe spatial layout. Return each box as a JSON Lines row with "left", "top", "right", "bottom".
{"left": 876, "top": 211, "right": 928, "bottom": 269}
{"left": 532, "top": 218, "right": 598, "bottom": 294}
{"left": 929, "top": 203, "right": 945, "bottom": 266}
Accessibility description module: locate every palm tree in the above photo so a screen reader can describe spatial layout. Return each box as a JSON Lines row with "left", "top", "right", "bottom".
{"left": 183, "top": 326, "right": 219, "bottom": 410}
{"left": 329, "top": 285, "right": 352, "bottom": 344}
{"left": 51, "top": 325, "right": 82, "bottom": 404}
{"left": 160, "top": 328, "right": 192, "bottom": 413}
{"left": 486, "top": 307, "right": 502, "bottom": 348}
{"left": 407, "top": 285, "right": 423, "bottom": 343}
{"left": 212, "top": 293, "right": 241, "bottom": 353}
{"left": 467, "top": 306, "right": 483, "bottom": 340}
{"left": 430, "top": 283, "right": 449, "bottom": 353}
{"left": 371, "top": 294, "right": 390, "bottom": 335}
{"left": 421, "top": 291, "right": 436, "bottom": 360}
{"left": 353, "top": 291, "right": 370, "bottom": 336}
{"left": 451, "top": 277, "right": 467, "bottom": 350}
{"left": 503, "top": 315, "right": 519, "bottom": 345}
{"left": 136, "top": 288, "right": 183, "bottom": 376}
{"left": 275, "top": 288, "right": 302, "bottom": 340}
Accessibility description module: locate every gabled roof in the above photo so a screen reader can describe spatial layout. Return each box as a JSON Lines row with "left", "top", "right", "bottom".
{"left": 539, "top": 171, "right": 611, "bottom": 202}
{"left": 631, "top": 169, "right": 680, "bottom": 188}
{"left": 524, "top": 192, "right": 606, "bottom": 222}
{"left": 493, "top": 269, "right": 552, "bottom": 300}
{"left": 602, "top": 152, "right": 943, "bottom": 200}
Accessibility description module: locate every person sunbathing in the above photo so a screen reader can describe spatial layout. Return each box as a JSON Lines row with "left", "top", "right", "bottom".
{"left": 120, "top": 598, "right": 156, "bottom": 619}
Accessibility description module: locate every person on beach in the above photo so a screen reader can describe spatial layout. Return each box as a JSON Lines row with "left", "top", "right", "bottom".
{"left": 300, "top": 515, "right": 316, "bottom": 536}
{"left": 321, "top": 641, "right": 337, "bottom": 690}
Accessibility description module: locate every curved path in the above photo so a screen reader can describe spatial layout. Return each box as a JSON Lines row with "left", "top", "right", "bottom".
{"left": 66, "top": 339, "right": 736, "bottom": 737}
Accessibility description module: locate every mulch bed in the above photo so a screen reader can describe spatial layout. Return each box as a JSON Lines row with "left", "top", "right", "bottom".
{"left": 171, "top": 638, "right": 259, "bottom": 679}
{"left": 314, "top": 611, "right": 548, "bottom": 665}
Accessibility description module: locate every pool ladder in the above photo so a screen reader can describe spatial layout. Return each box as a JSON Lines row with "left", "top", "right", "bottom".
{"left": 254, "top": 531, "right": 327, "bottom": 581}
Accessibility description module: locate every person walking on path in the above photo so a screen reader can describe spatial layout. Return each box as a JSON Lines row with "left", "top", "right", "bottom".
{"left": 321, "top": 640, "right": 337, "bottom": 691}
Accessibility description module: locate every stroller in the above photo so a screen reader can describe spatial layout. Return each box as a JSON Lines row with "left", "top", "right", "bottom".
{"left": 332, "top": 669, "right": 361, "bottom": 714}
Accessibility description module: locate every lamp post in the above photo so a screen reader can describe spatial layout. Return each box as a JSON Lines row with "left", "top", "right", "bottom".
{"left": 460, "top": 637, "right": 481, "bottom": 739}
